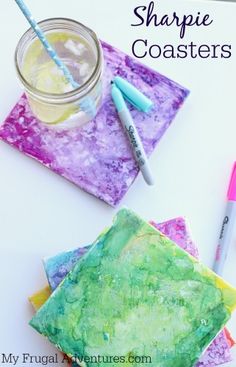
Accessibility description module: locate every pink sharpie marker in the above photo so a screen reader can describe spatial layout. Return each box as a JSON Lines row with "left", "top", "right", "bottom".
{"left": 213, "top": 162, "right": 236, "bottom": 275}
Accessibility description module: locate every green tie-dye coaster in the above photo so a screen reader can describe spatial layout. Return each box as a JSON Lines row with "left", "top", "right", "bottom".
{"left": 30, "top": 208, "right": 236, "bottom": 367}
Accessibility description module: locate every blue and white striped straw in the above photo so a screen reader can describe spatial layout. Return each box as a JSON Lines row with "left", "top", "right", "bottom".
{"left": 15, "top": 0, "right": 79, "bottom": 89}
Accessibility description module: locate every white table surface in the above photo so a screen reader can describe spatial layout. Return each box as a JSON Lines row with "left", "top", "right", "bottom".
{"left": 0, "top": 0, "right": 236, "bottom": 365}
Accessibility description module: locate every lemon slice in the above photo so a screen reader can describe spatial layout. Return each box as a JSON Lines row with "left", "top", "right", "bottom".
{"left": 27, "top": 94, "right": 78, "bottom": 124}
{"left": 35, "top": 60, "right": 71, "bottom": 95}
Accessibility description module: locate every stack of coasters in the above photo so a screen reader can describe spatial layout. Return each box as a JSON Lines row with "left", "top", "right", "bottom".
{"left": 29, "top": 209, "right": 236, "bottom": 367}
{"left": 0, "top": 42, "right": 189, "bottom": 206}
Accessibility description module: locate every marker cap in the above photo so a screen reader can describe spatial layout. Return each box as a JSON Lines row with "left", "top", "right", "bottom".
{"left": 227, "top": 162, "right": 236, "bottom": 201}
{"left": 111, "top": 84, "right": 126, "bottom": 113}
{"left": 114, "top": 76, "right": 153, "bottom": 113}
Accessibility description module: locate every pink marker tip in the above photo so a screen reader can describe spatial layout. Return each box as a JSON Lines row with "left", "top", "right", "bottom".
{"left": 227, "top": 162, "right": 236, "bottom": 201}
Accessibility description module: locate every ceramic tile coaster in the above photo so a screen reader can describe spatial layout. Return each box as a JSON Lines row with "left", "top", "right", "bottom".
{"left": 41, "top": 217, "right": 232, "bottom": 367}
{"left": 44, "top": 217, "right": 199, "bottom": 291}
{"left": 29, "top": 286, "right": 52, "bottom": 311}
{"left": 30, "top": 217, "right": 233, "bottom": 367}
{"left": 224, "top": 328, "right": 235, "bottom": 348}
{"left": 0, "top": 42, "right": 189, "bottom": 206}
{"left": 30, "top": 209, "right": 236, "bottom": 367}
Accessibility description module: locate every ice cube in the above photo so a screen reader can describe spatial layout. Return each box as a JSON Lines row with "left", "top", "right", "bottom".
{"left": 79, "top": 63, "right": 90, "bottom": 77}
{"left": 64, "top": 40, "right": 81, "bottom": 56}
{"left": 76, "top": 43, "right": 86, "bottom": 52}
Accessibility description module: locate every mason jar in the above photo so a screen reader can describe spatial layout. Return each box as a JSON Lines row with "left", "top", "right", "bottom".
{"left": 15, "top": 18, "right": 104, "bottom": 129}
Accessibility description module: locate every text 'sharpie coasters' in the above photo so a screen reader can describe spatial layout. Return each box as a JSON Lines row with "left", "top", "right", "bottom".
{"left": 0, "top": 42, "right": 189, "bottom": 206}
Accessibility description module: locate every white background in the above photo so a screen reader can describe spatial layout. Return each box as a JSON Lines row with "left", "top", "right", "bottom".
{"left": 0, "top": 0, "right": 236, "bottom": 365}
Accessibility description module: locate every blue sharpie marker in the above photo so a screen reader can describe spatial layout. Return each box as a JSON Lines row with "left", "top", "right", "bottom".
{"left": 111, "top": 78, "right": 154, "bottom": 186}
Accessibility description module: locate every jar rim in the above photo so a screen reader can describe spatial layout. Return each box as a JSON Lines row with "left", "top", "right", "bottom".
{"left": 15, "top": 17, "right": 103, "bottom": 104}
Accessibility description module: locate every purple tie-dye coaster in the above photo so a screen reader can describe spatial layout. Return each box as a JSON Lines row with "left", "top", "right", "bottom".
{"left": 43, "top": 217, "right": 232, "bottom": 367}
{"left": 0, "top": 42, "right": 189, "bottom": 206}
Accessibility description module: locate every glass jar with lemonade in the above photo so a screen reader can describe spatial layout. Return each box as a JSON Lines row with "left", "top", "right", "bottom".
{"left": 15, "top": 18, "right": 104, "bottom": 129}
